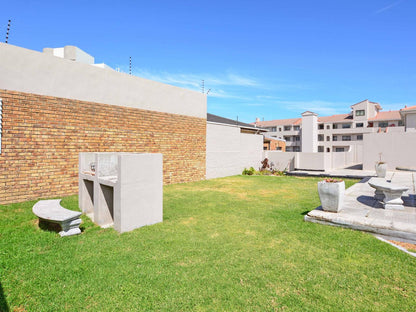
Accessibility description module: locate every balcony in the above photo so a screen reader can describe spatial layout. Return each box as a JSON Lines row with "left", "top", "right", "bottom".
{"left": 282, "top": 129, "right": 301, "bottom": 136}
{"left": 285, "top": 141, "right": 301, "bottom": 146}
{"left": 318, "top": 127, "right": 367, "bottom": 135}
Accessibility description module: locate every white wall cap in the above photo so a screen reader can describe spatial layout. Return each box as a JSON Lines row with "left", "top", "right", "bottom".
{"left": 301, "top": 111, "right": 318, "bottom": 117}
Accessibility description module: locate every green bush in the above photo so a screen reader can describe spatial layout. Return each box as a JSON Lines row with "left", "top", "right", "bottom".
{"left": 242, "top": 167, "right": 256, "bottom": 175}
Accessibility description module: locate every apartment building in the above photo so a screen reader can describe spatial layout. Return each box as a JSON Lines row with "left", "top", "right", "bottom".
{"left": 253, "top": 100, "right": 404, "bottom": 153}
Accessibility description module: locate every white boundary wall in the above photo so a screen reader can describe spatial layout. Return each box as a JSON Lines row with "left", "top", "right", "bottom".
{"left": 297, "top": 152, "right": 330, "bottom": 170}
{"left": 206, "top": 122, "right": 263, "bottom": 179}
{"left": 265, "top": 148, "right": 361, "bottom": 172}
{"left": 0, "top": 43, "right": 206, "bottom": 118}
{"left": 363, "top": 132, "right": 416, "bottom": 170}
{"left": 264, "top": 152, "right": 296, "bottom": 171}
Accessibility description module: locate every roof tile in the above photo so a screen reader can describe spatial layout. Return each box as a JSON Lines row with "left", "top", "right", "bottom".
{"left": 318, "top": 114, "right": 352, "bottom": 123}
{"left": 368, "top": 110, "right": 401, "bottom": 121}
{"left": 400, "top": 105, "right": 416, "bottom": 112}
{"left": 253, "top": 118, "right": 302, "bottom": 127}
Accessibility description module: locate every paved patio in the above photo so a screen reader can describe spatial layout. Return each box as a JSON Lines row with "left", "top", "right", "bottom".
{"left": 288, "top": 167, "right": 376, "bottom": 179}
{"left": 305, "top": 171, "right": 416, "bottom": 244}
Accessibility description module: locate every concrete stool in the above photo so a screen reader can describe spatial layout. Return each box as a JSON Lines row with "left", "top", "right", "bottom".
{"left": 33, "top": 199, "right": 82, "bottom": 236}
{"left": 368, "top": 178, "right": 409, "bottom": 210}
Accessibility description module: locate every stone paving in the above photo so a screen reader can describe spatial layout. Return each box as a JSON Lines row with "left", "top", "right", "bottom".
{"left": 305, "top": 171, "right": 416, "bottom": 244}
{"left": 289, "top": 168, "right": 376, "bottom": 179}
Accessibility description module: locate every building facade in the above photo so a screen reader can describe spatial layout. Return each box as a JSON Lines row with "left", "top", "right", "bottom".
{"left": 253, "top": 100, "right": 406, "bottom": 153}
{"left": 263, "top": 136, "right": 286, "bottom": 151}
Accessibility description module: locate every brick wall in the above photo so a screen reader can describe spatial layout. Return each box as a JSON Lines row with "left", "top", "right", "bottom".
{"left": 0, "top": 89, "right": 206, "bottom": 204}
{"left": 264, "top": 139, "right": 286, "bottom": 151}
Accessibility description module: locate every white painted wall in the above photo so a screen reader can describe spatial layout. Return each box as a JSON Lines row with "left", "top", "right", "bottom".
{"left": 264, "top": 150, "right": 359, "bottom": 171}
{"left": 240, "top": 132, "right": 264, "bottom": 170}
{"left": 297, "top": 152, "right": 329, "bottom": 170}
{"left": 264, "top": 151, "right": 296, "bottom": 171}
{"left": 206, "top": 122, "right": 263, "bottom": 179}
{"left": 0, "top": 43, "right": 206, "bottom": 118}
{"left": 406, "top": 114, "right": 416, "bottom": 131}
{"left": 331, "top": 145, "right": 361, "bottom": 169}
{"left": 363, "top": 132, "right": 416, "bottom": 170}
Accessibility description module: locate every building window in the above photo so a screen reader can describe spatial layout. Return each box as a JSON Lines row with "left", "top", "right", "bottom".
{"left": 333, "top": 136, "right": 338, "bottom": 141}
{"left": 326, "top": 148, "right": 330, "bottom": 152}
{"left": 333, "top": 124, "right": 338, "bottom": 129}
{"left": 276, "top": 146, "right": 282, "bottom": 151}
{"left": 342, "top": 136, "right": 351, "bottom": 141}
{"left": 335, "top": 147, "right": 345, "bottom": 152}
{"left": 326, "top": 136, "right": 330, "bottom": 141}
{"left": 279, "top": 127, "right": 282, "bottom": 131}
{"left": 284, "top": 136, "right": 290, "bottom": 142}
{"left": 318, "top": 146, "right": 324, "bottom": 152}
{"left": 379, "top": 121, "right": 388, "bottom": 128}
{"left": 326, "top": 125, "right": 330, "bottom": 129}
{"left": 398, "top": 120, "right": 404, "bottom": 126}
{"left": 356, "top": 123, "right": 364, "bottom": 128}
{"left": 294, "top": 125, "right": 300, "bottom": 130}
{"left": 293, "top": 146, "right": 301, "bottom": 152}
{"left": 355, "top": 110, "right": 365, "bottom": 116}
{"left": 286, "top": 147, "right": 292, "bottom": 152}
{"left": 318, "top": 135, "right": 324, "bottom": 141}
{"left": 357, "top": 135, "right": 363, "bottom": 141}
{"left": 318, "top": 124, "right": 324, "bottom": 130}
{"left": 284, "top": 125, "right": 291, "bottom": 131}
{"left": 294, "top": 136, "right": 300, "bottom": 141}
{"left": 342, "top": 123, "right": 351, "bottom": 129}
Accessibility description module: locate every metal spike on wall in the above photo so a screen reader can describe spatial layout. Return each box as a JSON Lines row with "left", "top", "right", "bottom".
{"left": 129, "top": 56, "right": 132, "bottom": 75}
{"left": 5, "top": 19, "right": 11, "bottom": 43}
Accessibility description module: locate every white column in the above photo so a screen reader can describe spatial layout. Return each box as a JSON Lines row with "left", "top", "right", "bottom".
{"left": 301, "top": 111, "right": 318, "bottom": 153}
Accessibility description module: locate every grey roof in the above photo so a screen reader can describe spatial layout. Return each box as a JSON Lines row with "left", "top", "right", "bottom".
{"left": 207, "top": 113, "right": 266, "bottom": 131}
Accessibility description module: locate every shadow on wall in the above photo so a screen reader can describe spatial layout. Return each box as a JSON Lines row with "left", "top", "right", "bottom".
{"left": 0, "top": 281, "right": 9, "bottom": 312}
{"left": 344, "top": 164, "right": 363, "bottom": 170}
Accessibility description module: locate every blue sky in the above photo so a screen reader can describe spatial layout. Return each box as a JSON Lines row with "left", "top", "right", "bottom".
{"left": 2, "top": 0, "right": 415, "bottom": 123}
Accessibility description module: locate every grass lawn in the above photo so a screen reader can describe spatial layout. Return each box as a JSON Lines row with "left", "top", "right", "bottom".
{"left": 1, "top": 175, "right": 415, "bottom": 311}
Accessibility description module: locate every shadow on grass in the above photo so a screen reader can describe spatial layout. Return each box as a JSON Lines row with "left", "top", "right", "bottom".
{"left": 301, "top": 210, "right": 311, "bottom": 215}
{"left": 38, "top": 219, "right": 86, "bottom": 235}
{"left": 38, "top": 219, "right": 61, "bottom": 234}
{"left": 0, "top": 280, "right": 9, "bottom": 312}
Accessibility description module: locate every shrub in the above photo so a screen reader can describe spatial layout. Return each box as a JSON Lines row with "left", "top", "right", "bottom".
{"left": 242, "top": 167, "right": 256, "bottom": 175}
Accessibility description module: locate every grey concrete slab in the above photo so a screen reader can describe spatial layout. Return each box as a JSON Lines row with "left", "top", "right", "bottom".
{"left": 288, "top": 168, "right": 376, "bottom": 179}
{"left": 305, "top": 171, "right": 416, "bottom": 244}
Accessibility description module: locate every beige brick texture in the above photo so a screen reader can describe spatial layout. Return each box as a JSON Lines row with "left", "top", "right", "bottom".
{"left": 0, "top": 90, "right": 206, "bottom": 204}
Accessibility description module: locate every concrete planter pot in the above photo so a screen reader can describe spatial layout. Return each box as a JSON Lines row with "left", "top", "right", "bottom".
{"left": 317, "top": 180, "right": 345, "bottom": 213}
{"left": 375, "top": 162, "right": 387, "bottom": 178}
